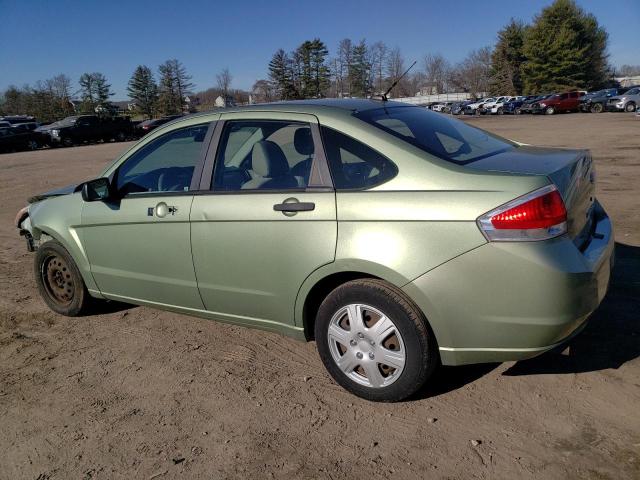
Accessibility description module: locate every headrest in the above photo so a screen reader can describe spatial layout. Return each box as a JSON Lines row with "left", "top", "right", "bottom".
{"left": 251, "top": 141, "right": 290, "bottom": 177}
{"left": 294, "top": 128, "right": 314, "bottom": 156}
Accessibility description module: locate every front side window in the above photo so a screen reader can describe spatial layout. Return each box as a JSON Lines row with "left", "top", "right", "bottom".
{"left": 320, "top": 126, "right": 397, "bottom": 190}
{"left": 355, "top": 106, "right": 514, "bottom": 165}
{"left": 116, "top": 123, "right": 209, "bottom": 195}
{"left": 212, "top": 120, "right": 314, "bottom": 191}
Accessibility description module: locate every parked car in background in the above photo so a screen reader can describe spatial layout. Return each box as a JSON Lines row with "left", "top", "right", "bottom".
{"left": 450, "top": 101, "right": 472, "bottom": 115}
{"left": 0, "top": 125, "right": 41, "bottom": 153}
{"left": 503, "top": 96, "right": 536, "bottom": 114}
{"left": 531, "top": 91, "right": 585, "bottom": 114}
{"left": 580, "top": 88, "right": 629, "bottom": 113}
{"left": 480, "top": 96, "right": 508, "bottom": 114}
{"left": 484, "top": 96, "right": 517, "bottom": 115}
{"left": 464, "top": 98, "right": 493, "bottom": 115}
{"left": 134, "top": 115, "right": 183, "bottom": 137}
{"left": 15, "top": 99, "right": 613, "bottom": 402}
{"left": 606, "top": 86, "right": 640, "bottom": 112}
{"left": 519, "top": 94, "right": 552, "bottom": 114}
{"left": 46, "top": 115, "right": 133, "bottom": 146}
{"left": 431, "top": 102, "right": 454, "bottom": 113}
{"left": 0, "top": 115, "right": 36, "bottom": 125}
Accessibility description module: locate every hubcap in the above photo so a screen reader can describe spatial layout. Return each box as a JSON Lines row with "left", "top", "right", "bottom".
{"left": 327, "top": 304, "right": 406, "bottom": 388}
{"left": 42, "top": 254, "right": 74, "bottom": 306}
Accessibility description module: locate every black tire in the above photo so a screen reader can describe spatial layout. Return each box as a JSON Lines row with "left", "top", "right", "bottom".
{"left": 625, "top": 102, "right": 636, "bottom": 113}
{"left": 62, "top": 137, "right": 74, "bottom": 147}
{"left": 27, "top": 139, "right": 39, "bottom": 150}
{"left": 590, "top": 103, "right": 604, "bottom": 113}
{"left": 34, "top": 240, "right": 92, "bottom": 316}
{"left": 315, "top": 279, "right": 439, "bottom": 402}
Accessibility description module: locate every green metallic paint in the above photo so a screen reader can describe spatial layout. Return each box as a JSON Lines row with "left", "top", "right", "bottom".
{"left": 80, "top": 194, "right": 204, "bottom": 309}
{"left": 191, "top": 191, "right": 337, "bottom": 327}
{"left": 23, "top": 100, "right": 614, "bottom": 367}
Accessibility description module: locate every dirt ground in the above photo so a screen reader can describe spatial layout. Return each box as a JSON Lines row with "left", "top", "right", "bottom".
{"left": 1, "top": 113, "right": 639, "bottom": 480}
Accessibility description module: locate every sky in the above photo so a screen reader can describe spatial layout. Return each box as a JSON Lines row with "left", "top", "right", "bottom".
{"left": 1, "top": 0, "right": 638, "bottom": 99}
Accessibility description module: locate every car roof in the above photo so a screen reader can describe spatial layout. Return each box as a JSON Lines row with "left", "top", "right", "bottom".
{"left": 183, "top": 98, "right": 412, "bottom": 121}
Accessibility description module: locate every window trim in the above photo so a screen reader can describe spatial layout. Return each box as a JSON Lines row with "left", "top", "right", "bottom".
{"left": 197, "top": 118, "right": 334, "bottom": 194}
{"left": 112, "top": 121, "right": 215, "bottom": 199}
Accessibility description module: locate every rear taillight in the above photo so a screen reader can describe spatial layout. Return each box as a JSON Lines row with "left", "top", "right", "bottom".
{"left": 477, "top": 185, "right": 567, "bottom": 241}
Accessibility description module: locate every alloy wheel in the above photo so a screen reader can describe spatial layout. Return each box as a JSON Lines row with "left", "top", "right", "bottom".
{"left": 327, "top": 303, "right": 406, "bottom": 388}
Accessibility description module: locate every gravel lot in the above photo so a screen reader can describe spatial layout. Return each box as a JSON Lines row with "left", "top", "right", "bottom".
{"left": 1, "top": 113, "right": 639, "bottom": 480}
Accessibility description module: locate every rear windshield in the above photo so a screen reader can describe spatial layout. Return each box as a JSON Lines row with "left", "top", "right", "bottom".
{"left": 355, "top": 106, "right": 514, "bottom": 164}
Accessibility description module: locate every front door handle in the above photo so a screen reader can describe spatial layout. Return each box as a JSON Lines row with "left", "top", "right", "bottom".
{"left": 273, "top": 198, "right": 315, "bottom": 215}
{"left": 149, "top": 202, "right": 178, "bottom": 218}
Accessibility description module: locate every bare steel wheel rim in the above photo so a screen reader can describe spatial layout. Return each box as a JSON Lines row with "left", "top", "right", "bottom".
{"left": 327, "top": 303, "right": 406, "bottom": 388}
{"left": 41, "top": 254, "right": 74, "bottom": 306}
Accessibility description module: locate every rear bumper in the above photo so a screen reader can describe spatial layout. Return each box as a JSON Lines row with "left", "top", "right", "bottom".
{"left": 403, "top": 202, "right": 614, "bottom": 366}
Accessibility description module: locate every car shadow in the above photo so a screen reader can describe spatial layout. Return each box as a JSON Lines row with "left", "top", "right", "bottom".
{"left": 503, "top": 242, "right": 640, "bottom": 376}
{"left": 85, "top": 299, "right": 134, "bottom": 316}
{"left": 412, "top": 242, "right": 639, "bottom": 400}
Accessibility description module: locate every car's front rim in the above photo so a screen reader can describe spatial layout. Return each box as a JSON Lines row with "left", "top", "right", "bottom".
{"left": 327, "top": 303, "right": 406, "bottom": 388}
{"left": 41, "top": 254, "right": 74, "bottom": 306}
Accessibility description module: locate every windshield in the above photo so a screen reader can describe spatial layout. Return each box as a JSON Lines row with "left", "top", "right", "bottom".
{"left": 355, "top": 106, "right": 514, "bottom": 165}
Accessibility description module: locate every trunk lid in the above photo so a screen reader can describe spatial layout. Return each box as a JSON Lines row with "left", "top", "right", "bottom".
{"left": 467, "top": 146, "right": 595, "bottom": 246}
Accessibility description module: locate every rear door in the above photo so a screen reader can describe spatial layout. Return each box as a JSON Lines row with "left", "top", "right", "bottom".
{"left": 190, "top": 112, "right": 336, "bottom": 328}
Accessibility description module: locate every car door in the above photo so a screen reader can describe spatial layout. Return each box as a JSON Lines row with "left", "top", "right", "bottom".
{"left": 190, "top": 113, "right": 336, "bottom": 329}
{"left": 80, "top": 121, "right": 214, "bottom": 309}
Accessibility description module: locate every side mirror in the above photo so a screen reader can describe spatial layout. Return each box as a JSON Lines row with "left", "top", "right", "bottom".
{"left": 81, "top": 177, "right": 112, "bottom": 202}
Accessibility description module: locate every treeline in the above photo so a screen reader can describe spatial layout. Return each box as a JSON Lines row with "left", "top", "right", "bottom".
{"left": 0, "top": 59, "right": 197, "bottom": 122}
{"left": 256, "top": 0, "right": 616, "bottom": 102}
{"left": 0, "top": 0, "right": 629, "bottom": 121}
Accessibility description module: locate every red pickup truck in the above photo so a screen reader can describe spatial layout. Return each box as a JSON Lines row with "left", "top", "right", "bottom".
{"left": 531, "top": 91, "right": 587, "bottom": 115}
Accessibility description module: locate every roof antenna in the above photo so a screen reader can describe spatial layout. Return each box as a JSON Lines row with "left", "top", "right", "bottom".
{"left": 377, "top": 61, "right": 417, "bottom": 101}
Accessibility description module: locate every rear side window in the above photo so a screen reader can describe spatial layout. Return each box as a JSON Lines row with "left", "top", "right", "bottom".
{"left": 320, "top": 126, "right": 397, "bottom": 190}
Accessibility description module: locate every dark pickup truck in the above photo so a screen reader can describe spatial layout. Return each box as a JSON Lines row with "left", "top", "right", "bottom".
{"left": 46, "top": 115, "right": 134, "bottom": 147}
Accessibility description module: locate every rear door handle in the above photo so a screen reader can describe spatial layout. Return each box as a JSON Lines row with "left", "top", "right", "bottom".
{"left": 273, "top": 202, "right": 315, "bottom": 212}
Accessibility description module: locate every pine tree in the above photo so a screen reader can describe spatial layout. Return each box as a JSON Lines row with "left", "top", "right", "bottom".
{"left": 127, "top": 65, "right": 158, "bottom": 119}
{"left": 157, "top": 60, "right": 193, "bottom": 115}
{"left": 350, "top": 40, "right": 372, "bottom": 97}
{"left": 522, "top": 0, "right": 609, "bottom": 93}
{"left": 489, "top": 20, "right": 526, "bottom": 95}
{"left": 79, "top": 72, "right": 113, "bottom": 113}
{"left": 268, "top": 49, "right": 297, "bottom": 100}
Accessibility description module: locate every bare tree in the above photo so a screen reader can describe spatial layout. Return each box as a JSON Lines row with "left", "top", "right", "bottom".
{"left": 369, "top": 41, "right": 388, "bottom": 94}
{"left": 385, "top": 47, "right": 411, "bottom": 97}
{"left": 251, "top": 79, "right": 274, "bottom": 103}
{"left": 337, "top": 38, "right": 352, "bottom": 97}
{"left": 216, "top": 68, "right": 233, "bottom": 98}
{"left": 449, "top": 47, "right": 493, "bottom": 97}
{"left": 423, "top": 53, "right": 450, "bottom": 94}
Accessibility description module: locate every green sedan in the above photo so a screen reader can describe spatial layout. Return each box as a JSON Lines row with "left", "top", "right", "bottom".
{"left": 16, "top": 99, "right": 614, "bottom": 402}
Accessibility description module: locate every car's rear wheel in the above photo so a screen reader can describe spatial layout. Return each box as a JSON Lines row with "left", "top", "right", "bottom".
{"left": 35, "top": 240, "right": 92, "bottom": 316}
{"left": 590, "top": 103, "right": 604, "bottom": 113}
{"left": 625, "top": 102, "right": 636, "bottom": 112}
{"left": 315, "top": 279, "right": 438, "bottom": 402}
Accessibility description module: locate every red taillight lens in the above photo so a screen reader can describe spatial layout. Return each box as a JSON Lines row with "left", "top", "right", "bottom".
{"left": 142, "top": 125, "right": 150, "bottom": 130}
{"left": 490, "top": 190, "right": 566, "bottom": 230}
{"left": 477, "top": 185, "right": 568, "bottom": 242}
